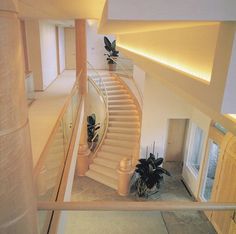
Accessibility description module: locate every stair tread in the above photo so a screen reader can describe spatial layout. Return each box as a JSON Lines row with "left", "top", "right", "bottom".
{"left": 97, "top": 151, "right": 130, "bottom": 162}
{"left": 108, "top": 127, "right": 140, "bottom": 134}
{"left": 104, "top": 139, "right": 137, "bottom": 148}
{"left": 86, "top": 170, "right": 117, "bottom": 190}
{"left": 94, "top": 157, "right": 118, "bottom": 169}
{"left": 101, "top": 144, "right": 133, "bottom": 156}
{"left": 107, "top": 132, "right": 139, "bottom": 139}
{"left": 109, "top": 116, "right": 139, "bottom": 120}
{"left": 90, "top": 164, "right": 118, "bottom": 179}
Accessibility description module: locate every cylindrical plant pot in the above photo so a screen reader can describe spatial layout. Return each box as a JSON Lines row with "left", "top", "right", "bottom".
{"left": 108, "top": 63, "right": 117, "bottom": 71}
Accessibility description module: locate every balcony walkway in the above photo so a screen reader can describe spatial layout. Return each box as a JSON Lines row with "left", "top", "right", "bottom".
{"left": 28, "top": 70, "right": 76, "bottom": 167}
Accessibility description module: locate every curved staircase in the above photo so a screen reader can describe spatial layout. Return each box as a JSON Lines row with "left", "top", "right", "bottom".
{"left": 86, "top": 74, "right": 141, "bottom": 190}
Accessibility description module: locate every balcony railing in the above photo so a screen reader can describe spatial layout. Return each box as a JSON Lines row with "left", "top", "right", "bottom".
{"left": 33, "top": 79, "right": 82, "bottom": 233}
{"left": 87, "top": 61, "right": 109, "bottom": 159}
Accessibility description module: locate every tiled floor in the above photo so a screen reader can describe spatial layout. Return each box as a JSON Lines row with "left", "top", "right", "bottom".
{"left": 64, "top": 162, "right": 216, "bottom": 234}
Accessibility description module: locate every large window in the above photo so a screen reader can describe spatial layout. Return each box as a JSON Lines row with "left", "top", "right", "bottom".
{"left": 187, "top": 124, "right": 204, "bottom": 176}
{"left": 201, "top": 141, "right": 220, "bottom": 201}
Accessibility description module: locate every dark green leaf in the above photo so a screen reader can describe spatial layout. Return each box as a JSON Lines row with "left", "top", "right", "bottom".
{"left": 104, "top": 36, "right": 112, "bottom": 49}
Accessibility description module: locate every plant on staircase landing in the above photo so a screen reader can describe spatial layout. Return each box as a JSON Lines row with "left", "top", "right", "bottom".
{"left": 104, "top": 36, "right": 119, "bottom": 71}
{"left": 87, "top": 113, "right": 100, "bottom": 151}
{"left": 130, "top": 153, "right": 171, "bottom": 199}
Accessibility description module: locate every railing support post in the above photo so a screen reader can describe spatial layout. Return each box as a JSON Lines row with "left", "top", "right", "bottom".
{"left": 117, "top": 158, "right": 134, "bottom": 196}
{"left": 76, "top": 114, "right": 90, "bottom": 176}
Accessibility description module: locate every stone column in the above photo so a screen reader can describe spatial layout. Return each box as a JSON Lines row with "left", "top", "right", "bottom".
{"left": 75, "top": 19, "right": 90, "bottom": 176}
{"left": 0, "top": 1, "right": 38, "bottom": 233}
{"left": 75, "top": 19, "right": 88, "bottom": 95}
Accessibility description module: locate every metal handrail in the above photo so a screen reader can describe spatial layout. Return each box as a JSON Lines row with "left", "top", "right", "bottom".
{"left": 87, "top": 61, "right": 109, "bottom": 159}
{"left": 38, "top": 201, "right": 236, "bottom": 211}
{"left": 110, "top": 56, "right": 144, "bottom": 104}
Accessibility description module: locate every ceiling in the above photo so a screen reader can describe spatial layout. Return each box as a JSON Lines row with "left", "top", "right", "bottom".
{"left": 19, "top": 0, "right": 106, "bottom": 19}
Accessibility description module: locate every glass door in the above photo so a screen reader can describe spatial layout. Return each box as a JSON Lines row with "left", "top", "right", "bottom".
{"left": 201, "top": 140, "right": 220, "bottom": 201}
{"left": 199, "top": 123, "right": 225, "bottom": 202}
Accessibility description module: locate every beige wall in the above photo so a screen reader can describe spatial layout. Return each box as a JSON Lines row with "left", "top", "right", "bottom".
{"left": 25, "top": 20, "right": 43, "bottom": 90}
{"left": 58, "top": 26, "right": 65, "bottom": 73}
{"left": 140, "top": 74, "right": 193, "bottom": 159}
{"left": 25, "top": 20, "right": 59, "bottom": 90}
{"left": 118, "top": 23, "right": 219, "bottom": 82}
{"left": 117, "top": 22, "right": 236, "bottom": 135}
{"left": 39, "top": 21, "right": 58, "bottom": 89}
{"left": 65, "top": 27, "right": 76, "bottom": 69}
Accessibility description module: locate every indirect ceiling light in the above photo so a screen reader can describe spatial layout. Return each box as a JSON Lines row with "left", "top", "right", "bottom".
{"left": 228, "top": 114, "right": 236, "bottom": 120}
{"left": 117, "top": 43, "right": 211, "bottom": 83}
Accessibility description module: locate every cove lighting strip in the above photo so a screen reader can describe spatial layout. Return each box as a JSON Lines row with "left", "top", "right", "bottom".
{"left": 117, "top": 44, "right": 211, "bottom": 83}
{"left": 228, "top": 114, "right": 236, "bottom": 120}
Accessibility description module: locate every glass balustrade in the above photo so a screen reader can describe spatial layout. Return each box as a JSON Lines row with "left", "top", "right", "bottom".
{"left": 25, "top": 72, "right": 35, "bottom": 105}
{"left": 35, "top": 87, "right": 80, "bottom": 233}
{"left": 87, "top": 62, "right": 108, "bottom": 154}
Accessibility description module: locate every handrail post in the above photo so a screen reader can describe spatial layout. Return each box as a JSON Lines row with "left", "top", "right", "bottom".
{"left": 117, "top": 158, "right": 134, "bottom": 196}
{"left": 75, "top": 20, "right": 91, "bottom": 175}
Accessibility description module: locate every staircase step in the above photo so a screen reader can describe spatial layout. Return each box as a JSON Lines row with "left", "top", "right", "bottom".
{"left": 107, "top": 90, "right": 128, "bottom": 95}
{"left": 93, "top": 77, "right": 114, "bottom": 82}
{"left": 97, "top": 151, "right": 128, "bottom": 162}
{"left": 108, "top": 127, "right": 140, "bottom": 135}
{"left": 104, "top": 138, "right": 137, "bottom": 148}
{"left": 108, "top": 104, "right": 136, "bottom": 110}
{"left": 108, "top": 94, "right": 131, "bottom": 100}
{"left": 109, "top": 121, "right": 140, "bottom": 128}
{"left": 109, "top": 110, "right": 138, "bottom": 116}
{"left": 104, "top": 81, "right": 120, "bottom": 86}
{"left": 109, "top": 116, "right": 139, "bottom": 122}
{"left": 89, "top": 164, "right": 118, "bottom": 180}
{"left": 85, "top": 170, "right": 117, "bottom": 190}
{"left": 101, "top": 144, "right": 133, "bottom": 156}
{"left": 94, "top": 157, "right": 118, "bottom": 169}
{"left": 108, "top": 99, "right": 134, "bottom": 105}
{"left": 106, "top": 132, "right": 139, "bottom": 141}
{"left": 103, "top": 85, "right": 123, "bottom": 91}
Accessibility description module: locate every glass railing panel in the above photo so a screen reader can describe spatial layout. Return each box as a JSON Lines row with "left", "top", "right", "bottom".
{"left": 87, "top": 79, "right": 107, "bottom": 152}
{"left": 108, "top": 56, "right": 143, "bottom": 108}
{"left": 109, "top": 56, "right": 134, "bottom": 78}
{"left": 36, "top": 120, "right": 66, "bottom": 202}
{"left": 38, "top": 210, "right": 52, "bottom": 234}
{"left": 87, "top": 62, "right": 108, "bottom": 154}
{"left": 35, "top": 86, "right": 81, "bottom": 233}
{"left": 25, "top": 72, "right": 35, "bottom": 105}
{"left": 71, "top": 91, "right": 79, "bottom": 125}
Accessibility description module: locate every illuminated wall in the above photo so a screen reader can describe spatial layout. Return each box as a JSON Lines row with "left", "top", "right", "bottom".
{"left": 117, "top": 23, "right": 219, "bottom": 82}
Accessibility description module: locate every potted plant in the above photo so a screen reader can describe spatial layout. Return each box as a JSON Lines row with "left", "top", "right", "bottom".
{"left": 130, "top": 153, "right": 171, "bottom": 199}
{"left": 104, "top": 36, "right": 119, "bottom": 71}
{"left": 87, "top": 113, "right": 100, "bottom": 151}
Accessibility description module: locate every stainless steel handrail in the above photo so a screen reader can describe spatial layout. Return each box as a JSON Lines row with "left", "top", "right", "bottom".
{"left": 87, "top": 61, "right": 109, "bottom": 158}
{"left": 109, "top": 56, "right": 144, "bottom": 104}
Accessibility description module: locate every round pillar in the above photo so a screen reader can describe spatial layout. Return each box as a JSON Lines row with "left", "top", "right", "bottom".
{"left": 0, "top": 1, "right": 38, "bottom": 233}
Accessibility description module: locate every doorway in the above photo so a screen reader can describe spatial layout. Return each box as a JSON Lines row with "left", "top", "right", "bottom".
{"left": 165, "top": 119, "right": 188, "bottom": 163}
{"left": 64, "top": 27, "right": 76, "bottom": 69}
